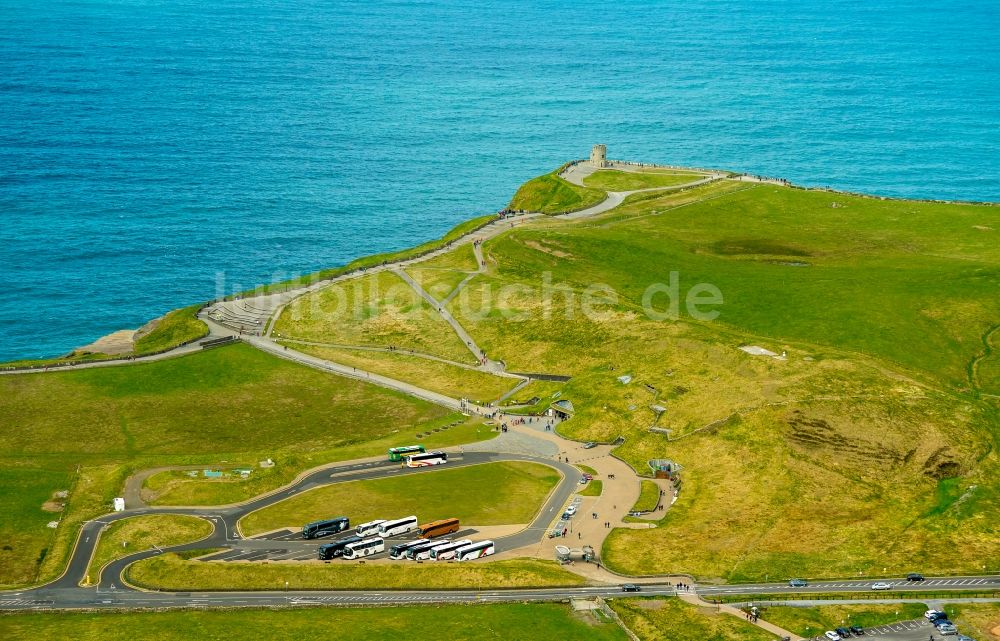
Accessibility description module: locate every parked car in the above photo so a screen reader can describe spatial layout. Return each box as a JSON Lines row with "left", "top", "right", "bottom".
{"left": 926, "top": 609, "right": 945, "bottom": 620}
{"left": 957, "top": 635, "right": 977, "bottom": 641}
{"left": 583, "top": 442, "right": 598, "bottom": 449}
{"left": 849, "top": 625, "right": 864, "bottom": 635}
{"left": 906, "top": 572, "right": 925, "bottom": 582}
{"left": 933, "top": 619, "right": 954, "bottom": 629}
{"left": 562, "top": 505, "right": 577, "bottom": 518}
{"left": 936, "top": 623, "right": 958, "bottom": 636}
{"left": 835, "top": 626, "right": 852, "bottom": 638}
{"left": 788, "top": 578, "right": 808, "bottom": 587}
{"left": 824, "top": 631, "right": 842, "bottom": 641}
{"left": 621, "top": 583, "right": 641, "bottom": 592}
{"left": 871, "top": 582, "right": 892, "bottom": 591}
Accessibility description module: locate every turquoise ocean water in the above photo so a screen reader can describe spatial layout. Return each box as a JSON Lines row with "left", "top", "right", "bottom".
{"left": 1, "top": 0, "right": 998, "bottom": 361}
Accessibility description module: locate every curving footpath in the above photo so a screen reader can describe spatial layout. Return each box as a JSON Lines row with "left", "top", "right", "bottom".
{"left": 4, "top": 165, "right": 999, "bottom": 618}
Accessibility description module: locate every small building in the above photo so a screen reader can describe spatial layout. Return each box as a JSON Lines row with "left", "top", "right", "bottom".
{"left": 550, "top": 399, "right": 575, "bottom": 420}
{"left": 590, "top": 144, "right": 608, "bottom": 168}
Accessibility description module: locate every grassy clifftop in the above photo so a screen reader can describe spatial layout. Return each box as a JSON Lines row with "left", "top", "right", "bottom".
{"left": 509, "top": 169, "right": 606, "bottom": 214}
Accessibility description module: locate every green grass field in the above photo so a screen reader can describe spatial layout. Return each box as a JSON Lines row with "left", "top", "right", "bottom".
{"left": 404, "top": 267, "right": 472, "bottom": 301}
{"left": 485, "top": 183, "right": 1000, "bottom": 391}
{"left": 0, "top": 343, "right": 453, "bottom": 588}
{"left": 632, "top": 480, "right": 660, "bottom": 512}
{"left": 509, "top": 170, "right": 606, "bottom": 214}
{"left": 277, "top": 343, "right": 519, "bottom": 403}
{"left": 762, "top": 603, "right": 927, "bottom": 637}
{"left": 441, "top": 173, "right": 1000, "bottom": 580}
{"left": 947, "top": 603, "right": 1000, "bottom": 640}
{"left": 240, "top": 461, "right": 560, "bottom": 535}
{"left": 272, "top": 270, "right": 473, "bottom": 361}
{"left": 582, "top": 169, "right": 705, "bottom": 191}
{"left": 610, "top": 598, "right": 777, "bottom": 641}
{"left": 0, "top": 602, "right": 624, "bottom": 641}
{"left": 126, "top": 554, "right": 585, "bottom": 591}
{"left": 84, "top": 515, "right": 212, "bottom": 584}
{"left": 578, "top": 479, "right": 603, "bottom": 496}
{"left": 142, "top": 419, "right": 493, "bottom": 506}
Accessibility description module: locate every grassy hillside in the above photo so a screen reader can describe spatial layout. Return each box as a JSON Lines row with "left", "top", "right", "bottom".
{"left": 84, "top": 515, "right": 212, "bottom": 584}
{"left": 948, "top": 603, "right": 1000, "bottom": 641}
{"left": 142, "top": 420, "right": 490, "bottom": 506}
{"left": 0, "top": 343, "right": 453, "bottom": 588}
{"left": 132, "top": 304, "right": 208, "bottom": 355}
{"left": 509, "top": 170, "right": 606, "bottom": 214}
{"left": 0, "top": 602, "right": 625, "bottom": 641}
{"left": 610, "top": 598, "right": 777, "bottom": 641}
{"left": 240, "top": 461, "right": 559, "bottom": 535}
{"left": 278, "top": 343, "right": 519, "bottom": 403}
{"left": 439, "top": 174, "right": 1000, "bottom": 579}
{"left": 582, "top": 169, "right": 705, "bottom": 191}
{"left": 477, "top": 183, "right": 1000, "bottom": 391}
{"left": 273, "top": 270, "right": 473, "bottom": 362}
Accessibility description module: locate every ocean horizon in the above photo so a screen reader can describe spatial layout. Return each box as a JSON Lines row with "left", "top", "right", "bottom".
{"left": 2, "top": 0, "right": 998, "bottom": 362}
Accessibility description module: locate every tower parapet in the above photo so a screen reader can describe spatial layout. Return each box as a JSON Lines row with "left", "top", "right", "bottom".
{"left": 590, "top": 144, "right": 608, "bottom": 168}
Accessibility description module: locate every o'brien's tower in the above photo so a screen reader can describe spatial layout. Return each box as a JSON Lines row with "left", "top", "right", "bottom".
{"left": 590, "top": 144, "right": 608, "bottom": 168}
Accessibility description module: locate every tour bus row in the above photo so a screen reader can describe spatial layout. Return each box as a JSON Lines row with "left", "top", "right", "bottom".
{"left": 304, "top": 516, "right": 460, "bottom": 541}
{"left": 319, "top": 535, "right": 496, "bottom": 562}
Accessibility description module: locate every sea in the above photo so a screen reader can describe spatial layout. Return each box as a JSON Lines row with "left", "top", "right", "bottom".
{"left": 1, "top": 0, "right": 998, "bottom": 362}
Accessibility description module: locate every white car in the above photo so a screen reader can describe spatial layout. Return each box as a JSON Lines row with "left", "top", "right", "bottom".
{"left": 824, "top": 631, "right": 842, "bottom": 641}
{"left": 871, "top": 581, "right": 893, "bottom": 591}
{"left": 925, "top": 609, "right": 944, "bottom": 620}
{"left": 563, "top": 505, "right": 577, "bottom": 518}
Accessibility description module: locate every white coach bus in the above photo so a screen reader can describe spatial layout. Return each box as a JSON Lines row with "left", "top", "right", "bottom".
{"left": 355, "top": 519, "right": 386, "bottom": 537}
{"left": 429, "top": 539, "right": 474, "bottom": 561}
{"left": 413, "top": 539, "right": 462, "bottom": 561}
{"left": 455, "top": 540, "right": 496, "bottom": 561}
{"left": 342, "top": 537, "right": 385, "bottom": 560}
{"left": 378, "top": 516, "right": 418, "bottom": 538}
{"left": 405, "top": 539, "right": 448, "bottom": 560}
{"left": 405, "top": 451, "right": 448, "bottom": 468}
{"left": 388, "top": 540, "right": 425, "bottom": 560}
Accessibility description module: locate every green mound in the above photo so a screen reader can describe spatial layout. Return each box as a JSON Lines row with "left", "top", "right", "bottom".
{"left": 509, "top": 170, "right": 605, "bottom": 214}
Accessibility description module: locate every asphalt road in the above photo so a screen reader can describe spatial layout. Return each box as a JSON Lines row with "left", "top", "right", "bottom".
{"left": 697, "top": 576, "right": 999, "bottom": 596}
{"left": 2, "top": 450, "right": 997, "bottom": 612}
{"left": 2, "top": 451, "right": 586, "bottom": 610}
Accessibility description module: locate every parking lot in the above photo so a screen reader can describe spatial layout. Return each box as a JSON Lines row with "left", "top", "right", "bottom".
{"left": 198, "top": 527, "right": 485, "bottom": 563}
{"left": 805, "top": 618, "right": 956, "bottom": 640}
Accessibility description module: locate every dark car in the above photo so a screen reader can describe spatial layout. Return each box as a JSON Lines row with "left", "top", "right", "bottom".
{"left": 933, "top": 618, "right": 954, "bottom": 628}
{"left": 836, "top": 627, "right": 852, "bottom": 638}
{"left": 621, "top": 583, "right": 641, "bottom": 592}
{"left": 849, "top": 625, "right": 864, "bottom": 635}
{"left": 928, "top": 612, "right": 949, "bottom": 622}
{"left": 906, "top": 572, "right": 925, "bottom": 582}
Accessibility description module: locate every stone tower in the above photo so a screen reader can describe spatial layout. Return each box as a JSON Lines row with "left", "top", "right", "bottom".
{"left": 590, "top": 144, "right": 608, "bottom": 168}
